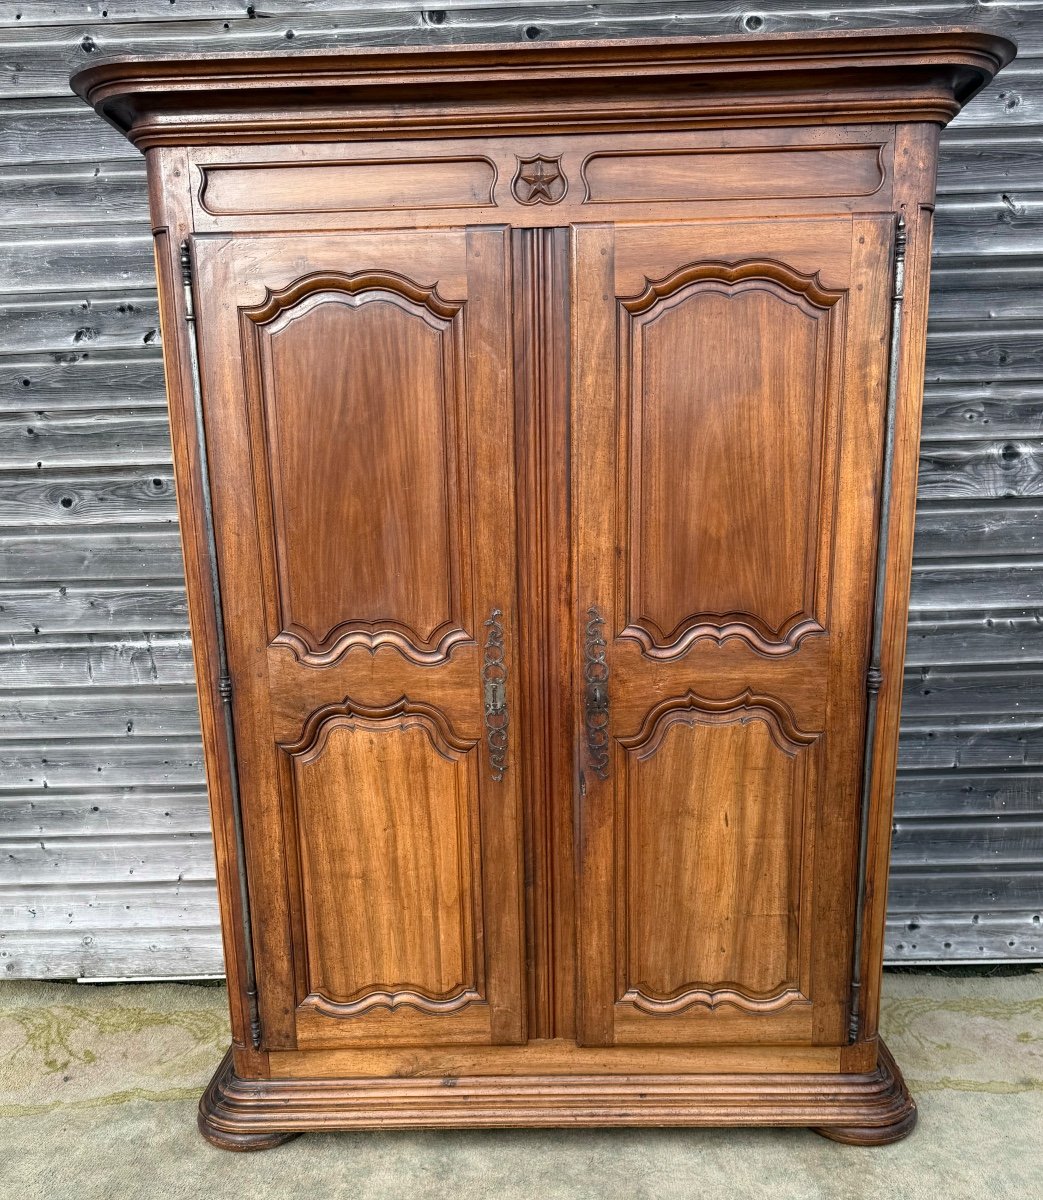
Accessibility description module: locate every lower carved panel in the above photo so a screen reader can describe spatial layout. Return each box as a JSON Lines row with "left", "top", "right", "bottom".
{"left": 281, "top": 697, "right": 484, "bottom": 1018}
{"left": 617, "top": 691, "right": 819, "bottom": 1017}
{"left": 198, "top": 1041, "right": 916, "bottom": 1144}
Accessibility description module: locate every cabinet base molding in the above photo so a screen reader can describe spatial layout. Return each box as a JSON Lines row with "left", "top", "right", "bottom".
{"left": 811, "top": 1107, "right": 918, "bottom": 1147}
{"left": 198, "top": 1041, "right": 915, "bottom": 1149}
{"left": 196, "top": 1113, "right": 301, "bottom": 1153}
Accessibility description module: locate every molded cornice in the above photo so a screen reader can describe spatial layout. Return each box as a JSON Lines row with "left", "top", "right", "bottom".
{"left": 70, "top": 27, "right": 1016, "bottom": 150}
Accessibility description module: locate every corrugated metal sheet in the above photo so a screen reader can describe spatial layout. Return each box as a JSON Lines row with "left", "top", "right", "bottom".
{"left": 0, "top": 0, "right": 1040, "bottom": 980}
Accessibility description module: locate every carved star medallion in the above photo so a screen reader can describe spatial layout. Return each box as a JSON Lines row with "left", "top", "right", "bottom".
{"left": 512, "top": 154, "right": 567, "bottom": 205}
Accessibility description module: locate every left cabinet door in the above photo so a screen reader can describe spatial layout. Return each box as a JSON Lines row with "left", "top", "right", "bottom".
{"left": 191, "top": 228, "right": 527, "bottom": 1049}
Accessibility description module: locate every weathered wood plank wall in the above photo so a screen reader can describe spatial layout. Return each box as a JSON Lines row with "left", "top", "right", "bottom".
{"left": 1, "top": 0, "right": 1040, "bottom": 979}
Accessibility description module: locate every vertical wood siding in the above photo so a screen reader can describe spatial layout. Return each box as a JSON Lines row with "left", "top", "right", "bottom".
{"left": 0, "top": 1, "right": 1040, "bottom": 979}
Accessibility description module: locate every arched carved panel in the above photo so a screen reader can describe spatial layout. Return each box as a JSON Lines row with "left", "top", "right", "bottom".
{"left": 281, "top": 697, "right": 484, "bottom": 1017}
{"left": 618, "top": 259, "right": 844, "bottom": 660}
{"left": 617, "top": 690, "right": 820, "bottom": 1015}
{"left": 242, "top": 270, "right": 473, "bottom": 667}
{"left": 622, "top": 688, "right": 819, "bottom": 761}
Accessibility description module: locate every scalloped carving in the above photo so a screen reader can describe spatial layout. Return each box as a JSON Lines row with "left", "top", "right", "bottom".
{"left": 620, "top": 688, "right": 819, "bottom": 761}
{"left": 282, "top": 696, "right": 483, "bottom": 1018}
{"left": 619, "top": 258, "right": 843, "bottom": 660}
{"left": 619, "top": 689, "right": 819, "bottom": 1017}
{"left": 272, "top": 623, "right": 471, "bottom": 669}
{"left": 621, "top": 257, "right": 842, "bottom": 317}
{"left": 621, "top": 984, "right": 805, "bottom": 1015}
{"left": 247, "top": 268, "right": 462, "bottom": 324}
{"left": 301, "top": 984, "right": 483, "bottom": 1019}
{"left": 282, "top": 695, "right": 474, "bottom": 762}
{"left": 243, "top": 269, "right": 473, "bottom": 668}
{"left": 620, "top": 612, "right": 825, "bottom": 660}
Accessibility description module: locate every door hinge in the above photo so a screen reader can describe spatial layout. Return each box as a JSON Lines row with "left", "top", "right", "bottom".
{"left": 849, "top": 982, "right": 862, "bottom": 1042}
{"left": 846, "top": 212, "right": 907, "bottom": 1046}
{"left": 180, "top": 235, "right": 261, "bottom": 1051}
{"left": 179, "top": 238, "right": 195, "bottom": 309}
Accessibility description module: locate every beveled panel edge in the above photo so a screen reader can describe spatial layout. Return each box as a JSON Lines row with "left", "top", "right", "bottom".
{"left": 619, "top": 613, "right": 826, "bottom": 660}
{"left": 243, "top": 266, "right": 462, "bottom": 325}
{"left": 71, "top": 28, "right": 1015, "bottom": 150}
{"left": 199, "top": 156, "right": 498, "bottom": 216}
{"left": 621, "top": 985, "right": 807, "bottom": 1016}
{"left": 279, "top": 694, "right": 476, "bottom": 761}
{"left": 272, "top": 623, "right": 473, "bottom": 670}
{"left": 619, "top": 689, "right": 820, "bottom": 761}
{"left": 582, "top": 143, "right": 886, "bottom": 205}
{"left": 620, "top": 255, "right": 844, "bottom": 316}
{"left": 281, "top": 697, "right": 485, "bottom": 1020}
{"left": 300, "top": 985, "right": 484, "bottom": 1020}
{"left": 243, "top": 268, "right": 468, "bottom": 667}
{"left": 616, "top": 690, "right": 819, "bottom": 1019}
{"left": 620, "top": 257, "right": 843, "bottom": 659}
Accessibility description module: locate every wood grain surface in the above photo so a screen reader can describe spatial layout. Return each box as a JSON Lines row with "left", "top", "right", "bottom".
{"left": 64, "top": 26, "right": 1014, "bottom": 1138}
{"left": 1, "top": 2, "right": 1037, "bottom": 988}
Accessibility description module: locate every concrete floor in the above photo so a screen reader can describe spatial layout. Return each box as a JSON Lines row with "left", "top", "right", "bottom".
{"left": 1, "top": 969, "right": 1040, "bottom": 1199}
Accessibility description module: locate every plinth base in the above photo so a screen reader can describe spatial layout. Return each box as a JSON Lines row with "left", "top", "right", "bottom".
{"left": 198, "top": 1040, "right": 915, "bottom": 1149}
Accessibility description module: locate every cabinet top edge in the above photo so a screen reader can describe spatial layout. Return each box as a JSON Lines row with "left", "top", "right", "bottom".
{"left": 70, "top": 25, "right": 1016, "bottom": 152}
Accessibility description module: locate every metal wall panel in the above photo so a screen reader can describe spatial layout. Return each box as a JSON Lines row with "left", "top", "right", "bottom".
{"left": 0, "top": 1, "right": 1040, "bottom": 979}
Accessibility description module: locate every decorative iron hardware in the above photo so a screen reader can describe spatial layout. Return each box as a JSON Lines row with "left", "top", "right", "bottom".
{"left": 584, "top": 606, "right": 611, "bottom": 781}
{"left": 849, "top": 214, "right": 907, "bottom": 1044}
{"left": 482, "top": 608, "right": 509, "bottom": 781}
{"left": 180, "top": 237, "right": 261, "bottom": 1051}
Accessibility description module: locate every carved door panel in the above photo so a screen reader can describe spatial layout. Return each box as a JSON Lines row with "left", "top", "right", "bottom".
{"left": 192, "top": 229, "right": 526, "bottom": 1049}
{"left": 572, "top": 217, "right": 895, "bottom": 1046}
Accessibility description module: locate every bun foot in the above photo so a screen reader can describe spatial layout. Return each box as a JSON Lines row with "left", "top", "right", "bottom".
{"left": 198, "top": 1048, "right": 300, "bottom": 1151}
{"left": 811, "top": 1041, "right": 917, "bottom": 1145}
{"left": 197, "top": 1110, "right": 299, "bottom": 1152}
{"left": 812, "top": 1102, "right": 917, "bottom": 1146}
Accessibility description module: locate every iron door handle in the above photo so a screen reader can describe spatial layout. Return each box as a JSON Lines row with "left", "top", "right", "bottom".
{"left": 584, "top": 605, "right": 610, "bottom": 781}
{"left": 482, "top": 608, "right": 509, "bottom": 782}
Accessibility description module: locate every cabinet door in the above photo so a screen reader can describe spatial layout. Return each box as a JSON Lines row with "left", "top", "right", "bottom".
{"left": 192, "top": 229, "right": 526, "bottom": 1049}
{"left": 572, "top": 217, "right": 894, "bottom": 1046}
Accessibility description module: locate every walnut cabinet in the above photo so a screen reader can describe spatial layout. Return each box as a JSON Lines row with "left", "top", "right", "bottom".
{"left": 72, "top": 27, "right": 1013, "bottom": 1147}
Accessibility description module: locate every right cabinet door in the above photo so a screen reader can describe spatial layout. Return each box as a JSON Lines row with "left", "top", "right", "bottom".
{"left": 572, "top": 216, "right": 896, "bottom": 1047}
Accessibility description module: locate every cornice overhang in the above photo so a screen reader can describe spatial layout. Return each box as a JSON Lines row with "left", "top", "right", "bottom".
{"left": 70, "top": 27, "right": 1016, "bottom": 150}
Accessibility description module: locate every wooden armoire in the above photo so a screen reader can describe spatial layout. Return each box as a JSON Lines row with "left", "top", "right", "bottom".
{"left": 73, "top": 27, "right": 1012, "bottom": 1148}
